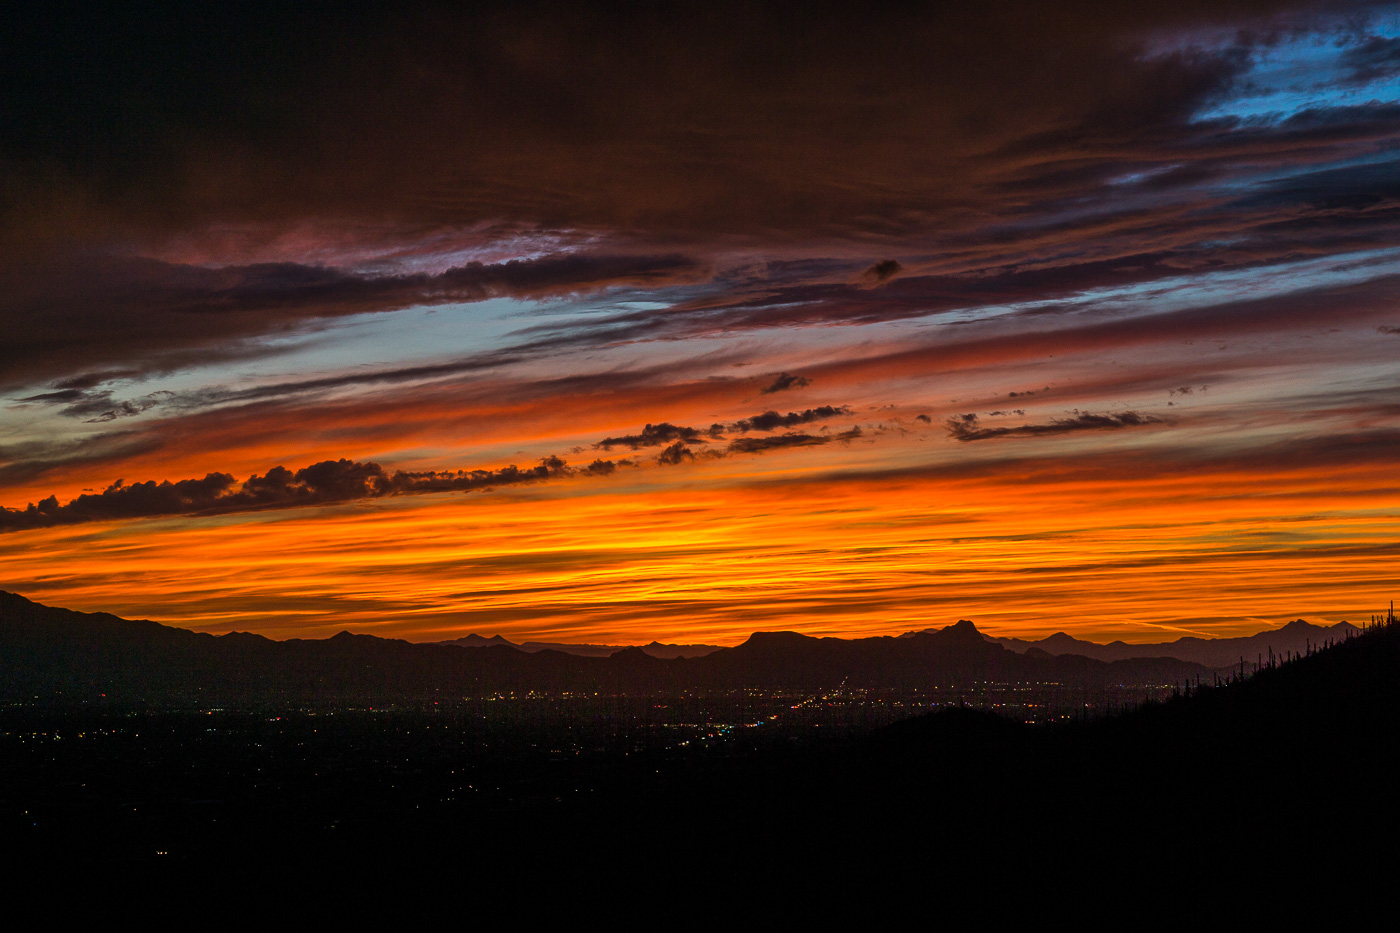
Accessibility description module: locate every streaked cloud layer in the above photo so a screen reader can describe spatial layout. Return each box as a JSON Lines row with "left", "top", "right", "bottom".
{"left": 2, "top": 1, "right": 1397, "bottom": 642}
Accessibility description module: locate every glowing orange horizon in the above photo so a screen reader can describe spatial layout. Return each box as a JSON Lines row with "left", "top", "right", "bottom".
{"left": 5, "top": 432, "right": 1395, "bottom": 646}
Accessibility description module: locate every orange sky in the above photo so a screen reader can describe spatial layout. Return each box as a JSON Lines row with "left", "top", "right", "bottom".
{"left": 3, "top": 423, "right": 1396, "bottom": 644}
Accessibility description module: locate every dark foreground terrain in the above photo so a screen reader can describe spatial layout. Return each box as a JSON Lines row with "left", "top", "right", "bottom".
{"left": 5, "top": 624, "right": 1394, "bottom": 879}
{"left": 4, "top": 613, "right": 1398, "bottom": 883}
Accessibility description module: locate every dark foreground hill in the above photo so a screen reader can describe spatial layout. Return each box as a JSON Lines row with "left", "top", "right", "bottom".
{"left": 2, "top": 589, "right": 1396, "bottom": 886}
{"left": 719, "top": 616, "right": 1400, "bottom": 884}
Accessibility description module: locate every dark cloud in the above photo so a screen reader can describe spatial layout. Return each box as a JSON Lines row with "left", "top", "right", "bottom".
{"left": 596, "top": 423, "right": 709, "bottom": 451}
{"left": 726, "top": 427, "right": 861, "bottom": 455}
{"left": 787, "top": 272, "right": 1400, "bottom": 394}
{"left": 726, "top": 434, "right": 825, "bottom": 455}
{"left": 761, "top": 373, "right": 812, "bottom": 395}
{"left": 1225, "top": 155, "right": 1400, "bottom": 217}
{"left": 3, "top": 3, "right": 1396, "bottom": 399}
{"left": 492, "top": 103, "right": 1400, "bottom": 350}
{"left": 596, "top": 405, "right": 851, "bottom": 449}
{"left": 0, "top": 431, "right": 165, "bottom": 487}
{"left": 0, "top": 472, "right": 239, "bottom": 531}
{"left": 731, "top": 406, "right": 850, "bottom": 433}
{"left": 0, "top": 2, "right": 1282, "bottom": 242}
{"left": 862, "top": 260, "right": 904, "bottom": 283}
{"left": 1380, "top": 325, "right": 1400, "bottom": 335}
{"left": 915, "top": 414, "right": 932, "bottom": 424}
{"left": 17, "top": 387, "right": 178, "bottom": 423}
{"left": 945, "top": 411, "right": 1165, "bottom": 442}
{"left": 1338, "top": 35, "right": 1400, "bottom": 85}
{"left": 0, "top": 405, "right": 877, "bottom": 530}
{"left": 0, "top": 251, "right": 702, "bottom": 389}
{"left": 656, "top": 443, "right": 695, "bottom": 466}
{"left": 0, "top": 455, "right": 587, "bottom": 532}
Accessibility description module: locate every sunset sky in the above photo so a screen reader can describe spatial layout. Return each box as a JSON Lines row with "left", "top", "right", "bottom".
{"left": 2, "top": 1, "right": 1397, "bottom": 644}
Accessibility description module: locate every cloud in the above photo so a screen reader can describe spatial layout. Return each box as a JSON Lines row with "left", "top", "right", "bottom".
{"left": 656, "top": 443, "right": 695, "bottom": 466}
{"left": 945, "top": 411, "right": 1165, "bottom": 442}
{"left": 18, "top": 387, "right": 177, "bottom": 422}
{"left": 726, "top": 427, "right": 861, "bottom": 455}
{"left": 1338, "top": 35, "right": 1400, "bottom": 86}
{"left": 0, "top": 455, "right": 592, "bottom": 532}
{"left": 596, "top": 405, "right": 851, "bottom": 449}
{"left": 1380, "top": 325, "right": 1400, "bottom": 335}
{"left": 4, "top": 4, "right": 1396, "bottom": 407}
{"left": 731, "top": 406, "right": 851, "bottom": 433}
{"left": 861, "top": 260, "right": 904, "bottom": 283}
{"left": 761, "top": 373, "right": 812, "bottom": 395}
{"left": 0, "top": 3, "right": 1262, "bottom": 244}
{"left": 0, "top": 431, "right": 166, "bottom": 487}
{"left": 0, "top": 406, "right": 874, "bottom": 531}
{"left": 596, "top": 423, "right": 709, "bottom": 450}
{"left": 0, "top": 251, "right": 703, "bottom": 389}
{"left": 772, "top": 271, "right": 1400, "bottom": 396}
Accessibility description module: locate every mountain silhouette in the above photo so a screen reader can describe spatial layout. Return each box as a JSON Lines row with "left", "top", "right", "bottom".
{"left": 435, "top": 633, "right": 722, "bottom": 658}
{"left": 0, "top": 590, "right": 1217, "bottom": 704}
{"left": 984, "top": 617, "right": 1360, "bottom": 667}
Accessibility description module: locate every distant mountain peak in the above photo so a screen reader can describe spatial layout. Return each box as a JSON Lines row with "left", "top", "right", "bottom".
{"left": 744, "top": 630, "right": 813, "bottom": 644}
{"left": 609, "top": 645, "right": 658, "bottom": 662}
{"left": 439, "top": 633, "right": 518, "bottom": 648}
{"left": 931, "top": 619, "right": 993, "bottom": 650}
{"left": 1278, "top": 619, "right": 1314, "bottom": 632}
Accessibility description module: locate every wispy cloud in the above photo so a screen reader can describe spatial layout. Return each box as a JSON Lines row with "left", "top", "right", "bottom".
{"left": 945, "top": 411, "right": 1166, "bottom": 442}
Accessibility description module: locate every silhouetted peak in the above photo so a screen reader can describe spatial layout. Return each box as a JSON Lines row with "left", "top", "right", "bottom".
{"left": 1042, "top": 632, "right": 1079, "bottom": 644}
{"left": 441, "top": 633, "right": 516, "bottom": 648}
{"left": 941, "top": 619, "right": 983, "bottom": 639}
{"left": 743, "top": 630, "right": 813, "bottom": 646}
{"left": 1277, "top": 619, "right": 1315, "bottom": 632}
{"left": 609, "top": 646, "right": 657, "bottom": 662}
{"left": 218, "top": 630, "right": 269, "bottom": 643}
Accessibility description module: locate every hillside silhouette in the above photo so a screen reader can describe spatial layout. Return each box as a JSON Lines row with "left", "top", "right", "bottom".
{"left": 678, "top": 612, "right": 1400, "bottom": 883}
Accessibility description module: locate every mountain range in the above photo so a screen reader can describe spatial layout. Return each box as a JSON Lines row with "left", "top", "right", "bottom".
{"left": 970, "top": 618, "right": 1360, "bottom": 668}
{"left": 1, "top": 589, "right": 1348, "bottom": 705}
{"left": 436, "top": 633, "right": 720, "bottom": 658}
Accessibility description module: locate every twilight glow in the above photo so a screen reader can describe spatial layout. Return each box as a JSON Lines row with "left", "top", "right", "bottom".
{"left": 3, "top": 2, "right": 1398, "bottom": 644}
